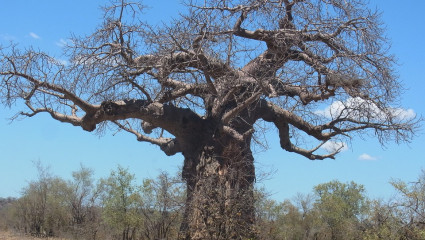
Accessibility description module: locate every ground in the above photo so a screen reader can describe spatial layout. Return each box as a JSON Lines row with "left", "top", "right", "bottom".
{"left": 0, "top": 230, "right": 68, "bottom": 240}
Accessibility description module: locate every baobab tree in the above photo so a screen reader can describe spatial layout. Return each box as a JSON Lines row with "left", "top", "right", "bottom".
{"left": 0, "top": 0, "right": 419, "bottom": 239}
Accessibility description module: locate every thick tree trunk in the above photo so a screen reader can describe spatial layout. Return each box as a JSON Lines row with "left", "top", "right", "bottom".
{"left": 179, "top": 137, "right": 257, "bottom": 240}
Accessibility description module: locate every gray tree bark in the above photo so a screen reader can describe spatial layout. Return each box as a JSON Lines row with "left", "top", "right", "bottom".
{"left": 179, "top": 127, "right": 256, "bottom": 239}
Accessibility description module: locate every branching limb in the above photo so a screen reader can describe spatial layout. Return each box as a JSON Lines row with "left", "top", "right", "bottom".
{"left": 221, "top": 125, "right": 253, "bottom": 143}
{"left": 257, "top": 96, "right": 417, "bottom": 159}
{"left": 275, "top": 118, "right": 340, "bottom": 160}
{"left": 258, "top": 100, "right": 329, "bottom": 140}
{"left": 22, "top": 101, "right": 82, "bottom": 127}
{"left": 1, "top": 71, "right": 97, "bottom": 113}
{"left": 273, "top": 82, "right": 336, "bottom": 105}
{"left": 222, "top": 91, "right": 262, "bottom": 124}
{"left": 204, "top": 73, "right": 217, "bottom": 95}
{"left": 157, "top": 78, "right": 208, "bottom": 103}
{"left": 112, "top": 120, "right": 182, "bottom": 156}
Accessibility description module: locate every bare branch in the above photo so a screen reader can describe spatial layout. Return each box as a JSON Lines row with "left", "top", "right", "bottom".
{"left": 112, "top": 120, "right": 182, "bottom": 156}
{"left": 1, "top": 70, "right": 97, "bottom": 113}
{"left": 0, "top": 0, "right": 417, "bottom": 164}
{"left": 22, "top": 101, "right": 82, "bottom": 127}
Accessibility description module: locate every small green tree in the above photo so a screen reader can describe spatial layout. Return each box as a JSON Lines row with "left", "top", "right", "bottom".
{"left": 390, "top": 170, "right": 425, "bottom": 239}
{"left": 139, "top": 172, "right": 185, "bottom": 240}
{"left": 67, "top": 165, "right": 101, "bottom": 239}
{"left": 255, "top": 189, "right": 321, "bottom": 240}
{"left": 45, "top": 177, "right": 72, "bottom": 236}
{"left": 68, "top": 165, "right": 95, "bottom": 225}
{"left": 99, "top": 166, "right": 143, "bottom": 240}
{"left": 17, "top": 164, "right": 50, "bottom": 236}
{"left": 292, "top": 193, "right": 323, "bottom": 239}
{"left": 15, "top": 162, "right": 71, "bottom": 237}
{"left": 254, "top": 187, "right": 284, "bottom": 239}
{"left": 0, "top": 197, "right": 17, "bottom": 231}
{"left": 363, "top": 199, "right": 404, "bottom": 240}
{"left": 314, "top": 180, "right": 369, "bottom": 240}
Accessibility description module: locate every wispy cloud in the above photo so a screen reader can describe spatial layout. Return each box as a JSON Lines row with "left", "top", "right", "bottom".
{"left": 56, "top": 38, "right": 70, "bottom": 47}
{"left": 315, "top": 97, "right": 415, "bottom": 122}
{"left": 321, "top": 141, "right": 348, "bottom": 153}
{"left": 29, "top": 32, "right": 41, "bottom": 40}
{"left": 55, "top": 58, "right": 69, "bottom": 66}
{"left": 358, "top": 153, "right": 378, "bottom": 161}
{"left": 46, "top": 57, "right": 69, "bottom": 66}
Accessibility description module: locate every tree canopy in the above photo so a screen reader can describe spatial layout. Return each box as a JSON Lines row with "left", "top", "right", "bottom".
{"left": 0, "top": 0, "right": 417, "bottom": 160}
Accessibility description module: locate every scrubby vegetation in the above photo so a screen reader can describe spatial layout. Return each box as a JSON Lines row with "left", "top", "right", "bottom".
{"left": 0, "top": 164, "right": 185, "bottom": 240}
{"left": 1, "top": 165, "right": 425, "bottom": 240}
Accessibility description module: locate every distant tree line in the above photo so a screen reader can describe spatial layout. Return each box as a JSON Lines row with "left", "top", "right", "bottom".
{"left": 1, "top": 164, "right": 425, "bottom": 240}
{"left": 0, "top": 163, "right": 185, "bottom": 240}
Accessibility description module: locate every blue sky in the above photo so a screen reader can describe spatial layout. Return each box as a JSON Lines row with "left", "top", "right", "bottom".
{"left": 1, "top": 0, "right": 424, "bottom": 201}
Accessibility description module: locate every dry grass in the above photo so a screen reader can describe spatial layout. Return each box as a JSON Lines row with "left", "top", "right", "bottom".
{"left": 0, "top": 230, "right": 69, "bottom": 240}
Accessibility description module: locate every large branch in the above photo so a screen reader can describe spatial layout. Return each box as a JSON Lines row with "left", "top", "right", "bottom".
{"left": 256, "top": 97, "right": 417, "bottom": 159}
{"left": 274, "top": 120, "right": 341, "bottom": 160}
{"left": 221, "top": 91, "right": 262, "bottom": 124}
{"left": 80, "top": 100, "right": 204, "bottom": 135}
{"left": 13, "top": 95, "right": 206, "bottom": 154}
{"left": 254, "top": 98, "right": 338, "bottom": 159}
{"left": 258, "top": 100, "right": 330, "bottom": 140}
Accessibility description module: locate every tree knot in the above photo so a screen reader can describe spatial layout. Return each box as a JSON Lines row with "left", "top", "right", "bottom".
{"left": 101, "top": 100, "right": 119, "bottom": 116}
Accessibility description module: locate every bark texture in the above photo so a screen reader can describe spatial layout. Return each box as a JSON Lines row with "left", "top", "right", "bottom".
{"left": 180, "top": 138, "right": 256, "bottom": 239}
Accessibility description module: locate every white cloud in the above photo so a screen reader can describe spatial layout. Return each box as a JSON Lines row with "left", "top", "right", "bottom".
{"left": 391, "top": 108, "right": 416, "bottom": 121}
{"left": 46, "top": 57, "right": 69, "bottom": 66}
{"left": 29, "top": 32, "right": 41, "bottom": 39}
{"left": 358, "top": 153, "right": 378, "bottom": 161}
{"left": 55, "top": 58, "right": 69, "bottom": 66}
{"left": 315, "top": 97, "right": 415, "bottom": 122}
{"left": 321, "top": 141, "right": 348, "bottom": 153}
{"left": 56, "top": 38, "right": 70, "bottom": 47}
